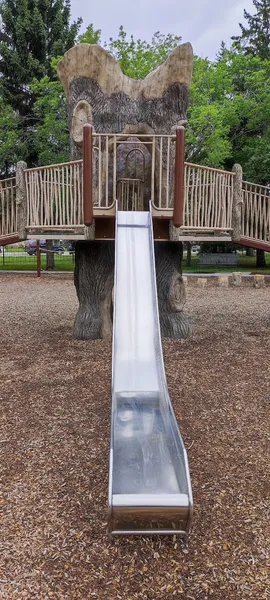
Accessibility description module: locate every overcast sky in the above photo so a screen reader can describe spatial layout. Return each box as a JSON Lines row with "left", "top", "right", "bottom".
{"left": 70, "top": 0, "right": 255, "bottom": 60}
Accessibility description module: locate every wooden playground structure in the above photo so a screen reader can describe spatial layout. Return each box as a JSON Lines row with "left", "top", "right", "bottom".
{"left": 1, "top": 125, "right": 269, "bottom": 252}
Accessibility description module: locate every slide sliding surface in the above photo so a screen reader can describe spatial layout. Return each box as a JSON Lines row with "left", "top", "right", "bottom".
{"left": 108, "top": 207, "right": 193, "bottom": 535}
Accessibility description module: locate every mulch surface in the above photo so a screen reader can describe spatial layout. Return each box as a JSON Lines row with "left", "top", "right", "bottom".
{"left": 0, "top": 275, "right": 269, "bottom": 600}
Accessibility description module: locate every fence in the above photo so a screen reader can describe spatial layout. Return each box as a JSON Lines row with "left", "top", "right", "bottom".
{"left": 24, "top": 135, "right": 177, "bottom": 224}
{"left": 0, "top": 177, "right": 17, "bottom": 237}
{"left": 92, "top": 133, "right": 176, "bottom": 211}
{"left": 242, "top": 181, "right": 270, "bottom": 243}
{"left": 25, "top": 161, "right": 83, "bottom": 229}
{"left": 183, "top": 164, "right": 234, "bottom": 230}
{"left": 1, "top": 144, "right": 270, "bottom": 248}
{"left": 0, "top": 245, "right": 75, "bottom": 272}
{"left": 22, "top": 136, "right": 236, "bottom": 233}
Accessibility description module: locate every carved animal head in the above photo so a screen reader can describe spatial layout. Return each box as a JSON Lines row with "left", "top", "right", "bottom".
{"left": 58, "top": 42, "right": 193, "bottom": 148}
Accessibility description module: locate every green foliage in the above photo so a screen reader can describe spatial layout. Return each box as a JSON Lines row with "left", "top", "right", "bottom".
{"left": 232, "top": 0, "right": 270, "bottom": 60}
{"left": 0, "top": 99, "right": 27, "bottom": 176}
{"left": 105, "top": 26, "right": 181, "bottom": 79}
{"left": 228, "top": 0, "right": 270, "bottom": 184}
{"left": 186, "top": 46, "right": 270, "bottom": 181}
{"left": 78, "top": 23, "right": 102, "bottom": 45}
{"left": 216, "top": 41, "right": 227, "bottom": 62}
{"left": 200, "top": 241, "right": 240, "bottom": 254}
{"left": 218, "top": 50, "right": 270, "bottom": 183}
{"left": 0, "top": 0, "right": 82, "bottom": 170}
{"left": 0, "top": 0, "right": 82, "bottom": 109}
{"left": 79, "top": 24, "right": 181, "bottom": 79}
{"left": 186, "top": 56, "right": 232, "bottom": 167}
{"left": 30, "top": 75, "right": 69, "bottom": 165}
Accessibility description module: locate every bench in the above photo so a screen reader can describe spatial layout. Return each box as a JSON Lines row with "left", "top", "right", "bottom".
{"left": 198, "top": 253, "right": 239, "bottom": 267}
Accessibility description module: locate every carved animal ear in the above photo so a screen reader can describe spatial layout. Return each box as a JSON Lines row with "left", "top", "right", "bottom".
{"left": 141, "top": 43, "right": 193, "bottom": 98}
{"left": 58, "top": 44, "right": 124, "bottom": 97}
{"left": 58, "top": 42, "right": 193, "bottom": 100}
{"left": 72, "top": 100, "right": 92, "bottom": 144}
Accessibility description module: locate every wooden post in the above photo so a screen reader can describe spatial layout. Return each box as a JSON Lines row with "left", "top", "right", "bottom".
{"left": 231, "top": 164, "right": 243, "bottom": 242}
{"left": 197, "top": 278, "right": 207, "bottom": 289}
{"left": 173, "top": 126, "right": 185, "bottom": 228}
{"left": 232, "top": 272, "right": 242, "bottom": 286}
{"left": 83, "top": 123, "right": 93, "bottom": 226}
{"left": 218, "top": 275, "right": 229, "bottom": 288}
{"left": 37, "top": 240, "right": 41, "bottom": 278}
{"left": 253, "top": 274, "right": 265, "bottom": 288}
{"left": 16, "top": 161, "right": 27, "bottom": 239}
{"left": 186, "top": 242, "right": 192, "bottom": 267}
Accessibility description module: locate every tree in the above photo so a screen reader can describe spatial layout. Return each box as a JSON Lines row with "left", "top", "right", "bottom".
{"left": 229, "top": 1, "right": 270, "bottom": 181}
{"left": 0, "top": 0, "right": 82, "bottom": 166}
{"left": 185, "top": 56, "right": 232, "bottom": 167}
{"left": 78, "top": 23, "right": 102, "bottom": 46}
{"left": 256, "top": 248, "right": 266, "bottom": 267}
{"left": 0, "top": 98, "right": 27, "bottom": 176}
{"left": 30, "top": 58, "right": 69, "bottom": 166}
{"left": 0, "top": 0, "right": 82, "bottom": 103}
{"left": 46, "top": 240, "right": 55, "bottom": 270}
{"left": 107, "top": 27, "right": 182, "bottom": 79}
{"left": 216, "top": 40, "right": 227, "bottom": 61}
{"left": 232, "top": 0, "right": 270, "bottom": 60}
{"left": 231, "top": 2, "right": 270, "bottom": 267}
{"left": 218, "top": 51, "right": 270, "bottom": 182}
{"left": 186, "top": 243, "right": 192, "bottom": 267}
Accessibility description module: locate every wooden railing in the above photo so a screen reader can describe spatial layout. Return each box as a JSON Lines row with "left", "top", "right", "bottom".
{"left": 0, "top": 177, "right": 17, "bottom": 237}
{"left": 92, "top": 133, "right": 175, "bottom": 210}
{"left": 184, "top": 163, "right": 234, "bottom": 231}
{"left": 1, "top": 143, "right": 270, "bottom": 250}
{"left": 242, "top": 181, "right": 270, "bottom": 244}
{"left": 24, "top": 160, "right": 83, "bottom": 229}
{"left": 91, "top": 133, "right": 234, "bottom": 232}
{"left": 23, "top": 134, "right": 178, "bottom": 227}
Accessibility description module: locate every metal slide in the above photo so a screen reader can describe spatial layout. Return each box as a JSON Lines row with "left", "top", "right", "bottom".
{"left": 108, "top": 206, "right": 193, "bottom": 535}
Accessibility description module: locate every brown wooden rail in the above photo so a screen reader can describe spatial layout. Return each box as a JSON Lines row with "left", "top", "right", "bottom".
{"left": 173, "top": 127, "right": 185, "bottom": 227}
{"left": 83, "top": 124, "right": 93, "bottom": 226}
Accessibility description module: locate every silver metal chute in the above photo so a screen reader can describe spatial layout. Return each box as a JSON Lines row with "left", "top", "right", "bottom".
{"left": 108, "top": 206, "right": 193, "bottom": 535}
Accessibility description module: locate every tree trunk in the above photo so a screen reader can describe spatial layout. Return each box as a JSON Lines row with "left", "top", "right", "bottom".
{"left": 46, "top": 240, "right": 55, "bottom": 270}
{"left": 246, "top": 246, "right": 255, "bottom": 257}
{"left": 256, "top": 249, "right": 266, "bottom": 268}
{"left": 154, "top": 241, "right": 191, "bottom": 339}
{"left": 186, "top": 243, "right": 192, "bottom": 267}
{"left": 74, "top": 240, "right": 191, "bottom": 341}
{"left": 74, "top": 241, "right": 115, "bottom": 340}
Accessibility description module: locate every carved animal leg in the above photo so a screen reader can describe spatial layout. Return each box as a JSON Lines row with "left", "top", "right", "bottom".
{"left": 74, "top": 241, "right": 115, "bottom": 340}
{"left": 154, "top": 241, "right": 191, "bottom": 339}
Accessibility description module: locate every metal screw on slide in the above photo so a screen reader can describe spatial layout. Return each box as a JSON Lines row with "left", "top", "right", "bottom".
{"left": 83, "top": 123, "right": 93, "bottom": 227}
{"left": 173, "top": 126, "right": 185, "bottom": 228}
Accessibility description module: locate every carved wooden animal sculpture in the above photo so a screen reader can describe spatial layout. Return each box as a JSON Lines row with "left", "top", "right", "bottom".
{"left": 58, "top": 43, "right": 193, "bottom": 143}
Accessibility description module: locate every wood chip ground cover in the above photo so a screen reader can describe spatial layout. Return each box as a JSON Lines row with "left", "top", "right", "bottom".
{"left": 0, "top": 275, "right": 269, "bottom": 600}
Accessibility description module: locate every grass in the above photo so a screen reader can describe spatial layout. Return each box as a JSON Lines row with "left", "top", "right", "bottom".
{"left": 1, "top": 249, "right": 270, "bottom": 274}
{"left": 0, "top": 252, "right": 74, "bottom": 272}
{"left": 1, "top": 246, "right": 26, "bottom": 253}
{"left": 182, "top": 252, "right": 270, "bottom": 273}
